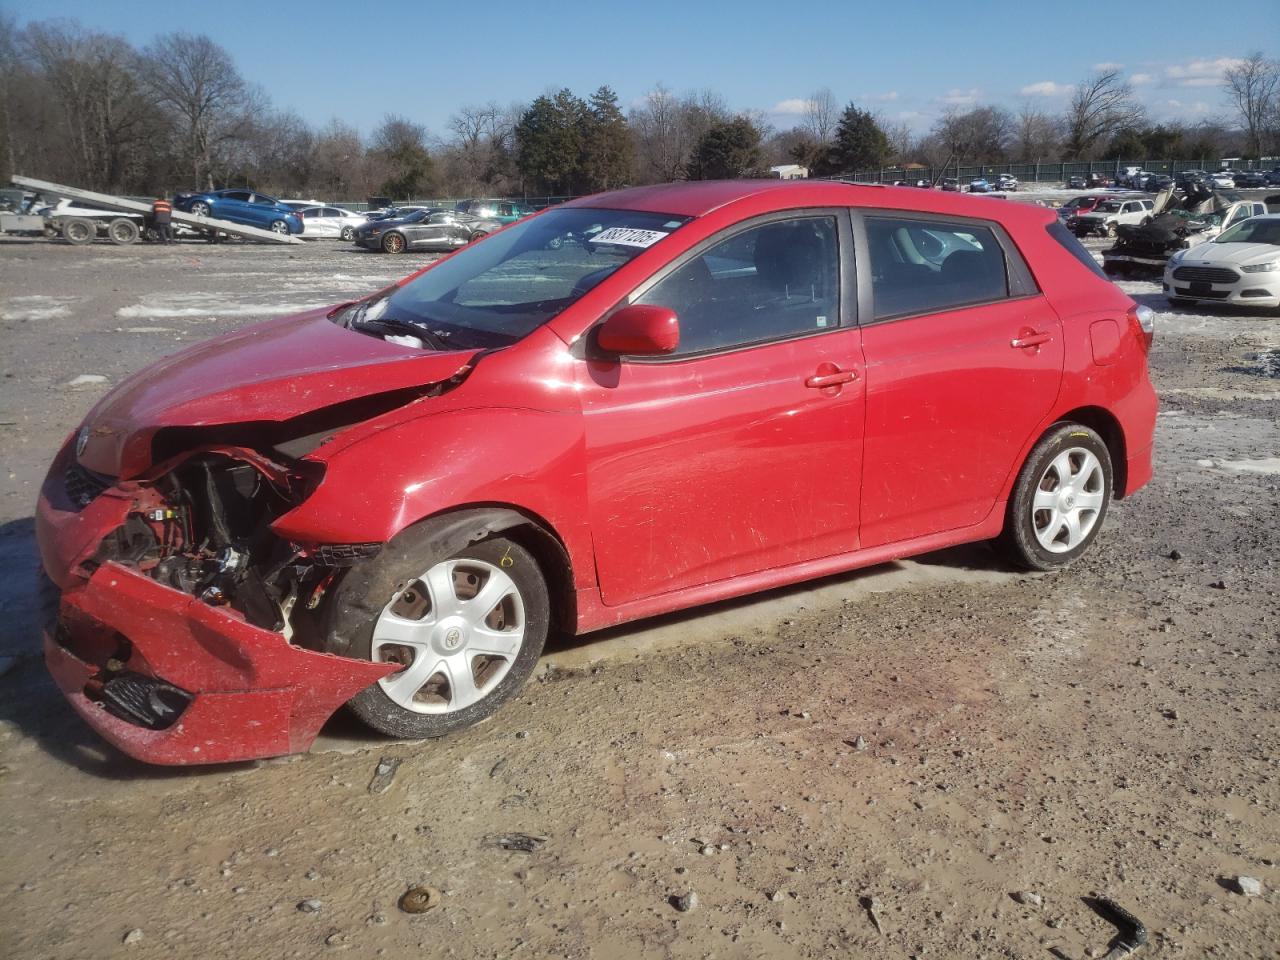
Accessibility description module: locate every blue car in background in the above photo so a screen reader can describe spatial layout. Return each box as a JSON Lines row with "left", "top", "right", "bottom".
{"left": 173, "top": 188, "right": 304, "bottom": 235}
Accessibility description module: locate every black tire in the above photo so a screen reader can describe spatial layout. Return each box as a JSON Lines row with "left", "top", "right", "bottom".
{"left": 269, "top": 219, "right": 289, "bottom": 235}
{"left": 62, "top": 217, "right": 95, "bottom": 245}
{"left": 340, "top": 226, "right": 354, "bottom": 241}
{"left": 381, "top": 231, "right": 406, "bottom": 254}
{"left": 995, "top": 423, "right": 1113, "bottom": 572}
{"left": 470, "top": 230, "right": 488, "bottom": 242}
{"left": 324, "top": 525, "right": 550, "bottom": 739}
{"left": 190, "top": 201, "right": 211, "bottom": 217}
{"left": 1105, "top": 222, "right": 1118, "bottom": 238}
{"left": 107, "top": 217, "right": 139, "bottom": 245}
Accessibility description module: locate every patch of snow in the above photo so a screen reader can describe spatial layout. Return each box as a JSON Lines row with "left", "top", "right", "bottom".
{"left": 117, "top": 293, "right": 330, "bottom": 319}
{"left": 1199, "top": 457, "right": 1280, "bottom": 475}
{"left": 2, "top": 295, "right": 77, "bottom": 321}
{"left": 67, "top": 374, "right": 106, "bottom": 386}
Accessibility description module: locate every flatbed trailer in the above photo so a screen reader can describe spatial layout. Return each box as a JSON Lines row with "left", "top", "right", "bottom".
{"left": 9, "top": 175, "right": 303, "bottom": 245}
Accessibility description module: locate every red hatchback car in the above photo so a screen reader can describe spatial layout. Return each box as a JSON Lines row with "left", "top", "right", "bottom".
{"left": 37, "top": 181, "right": 1157, "bottom": 764}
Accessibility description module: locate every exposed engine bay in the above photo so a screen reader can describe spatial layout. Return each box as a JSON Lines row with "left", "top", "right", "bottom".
{"left": 86, "top": 448, "right": 367, "bottom": 638}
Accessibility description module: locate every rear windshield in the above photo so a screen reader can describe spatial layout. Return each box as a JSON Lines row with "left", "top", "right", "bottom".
{"left": 1046, "top": 221, "right": 1108, "bottom": 279}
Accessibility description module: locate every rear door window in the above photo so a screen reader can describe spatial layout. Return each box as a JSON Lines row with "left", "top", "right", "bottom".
{"left": 223, "top": 191, "right": 252, "bottom": 202}
{"left": 865, "top": 216, "right": 1011, "bottom": 320}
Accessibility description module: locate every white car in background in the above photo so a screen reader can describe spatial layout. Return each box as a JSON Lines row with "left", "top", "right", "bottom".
{"left": 296, "top": 205, "right": 368, "bottom": 240}
{"left": 1072, "top": 197, "right": 1155, "bottom": 237}
{"left": 1207, "top": 172, "right": 1236, "bottom": 189}
{"left": 1164, "top": 213, "right": 1280, "bottom": 309}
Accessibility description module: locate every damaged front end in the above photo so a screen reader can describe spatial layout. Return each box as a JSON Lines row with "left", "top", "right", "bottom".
{"left": 39, "top": 436, "right": 398, "bottom": 764}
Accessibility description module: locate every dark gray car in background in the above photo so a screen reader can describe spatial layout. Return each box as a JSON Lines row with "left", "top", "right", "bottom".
{"left": 352, "top": 207, "right": 502, "bottom": 253}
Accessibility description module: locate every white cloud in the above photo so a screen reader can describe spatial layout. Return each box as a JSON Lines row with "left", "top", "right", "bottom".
{"left": 1163, "top": 98, "right": 1211, "bottom": 115}
{"left": 939, "top": 87, "right": 980, "bottom": 106}
{"left": 770, "top": 98, "right": 812, "bottom": 115}
{"left": 1093, "top": 61, "right": 1124, "bottom": 71}
{"left": 1020, "top": 80, "right": 1070, "bottom": 97}
{"left": 1131, "top": 73, "right": 1154, "bottom": 86}
{"left": 1165, "top": 57, "right": 1243, "bottom": 87}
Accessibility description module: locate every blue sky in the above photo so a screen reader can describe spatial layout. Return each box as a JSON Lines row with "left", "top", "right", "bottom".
{"left": 11, "top": 0, "right": 1268, "bottom": 136}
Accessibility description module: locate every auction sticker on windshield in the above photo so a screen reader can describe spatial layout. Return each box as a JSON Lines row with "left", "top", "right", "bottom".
{"left": 591, "top": 227, "right": 670, "bottom": 248}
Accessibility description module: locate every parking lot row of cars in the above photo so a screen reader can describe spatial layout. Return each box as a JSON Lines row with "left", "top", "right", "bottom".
{"left": 168, "top": 188, "right": 536, "bottom": 251}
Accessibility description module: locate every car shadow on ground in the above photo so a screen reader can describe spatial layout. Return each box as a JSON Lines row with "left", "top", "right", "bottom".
{"left": 0, "top": 507, "right": 1014, "bottom": 773}
{"left": 1128, "top": 288, "right": 1279, "bottom": 319}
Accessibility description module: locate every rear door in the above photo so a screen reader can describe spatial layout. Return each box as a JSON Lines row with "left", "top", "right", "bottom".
{"left": 579, "top": 212, "right": 865, "bottom": 605}
{"left": 855, "top": 212, "right": 1063, "bottom": 548}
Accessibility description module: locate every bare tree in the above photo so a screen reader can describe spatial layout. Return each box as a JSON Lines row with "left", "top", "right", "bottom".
{"left": 630, "top": 83, "right": 686, "bottom": 182}
{"left": 802, "top": 87, "right": 837, "bottom": 144}
{"left": 142, "top": 33, "right": 251, "bottom": 188}
{"left": 882, "top": 120, "right": 916, "bottom": 163}
{"left": 1223, "top": 52, "right": 1279, "bottom": 157}
{"left": 1013, "top": 101, "right": 1061, "bottom": 162}
{"left": 933, "top": 105, "right": 1013, "bottom": 164}
{"left": 1063, "top": 70, "right": 1143, "bottom": 159}
{"left": 22, "top": 21, "right": 155, "bottom": 191}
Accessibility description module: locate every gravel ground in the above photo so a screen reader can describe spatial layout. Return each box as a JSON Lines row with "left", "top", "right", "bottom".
{"left": 0, "top": 235, "right": 1277, "bottom": 959}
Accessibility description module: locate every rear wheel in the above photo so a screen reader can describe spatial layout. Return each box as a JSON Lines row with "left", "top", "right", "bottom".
{"left": 269, "top": 219, "right": 289, "bottom": 234}
{"left": 382, "top": 231, "right": 406, "bottom": 254}
{"left": 325, "top": 528, "right": 549, "bottom": 738}
{"left": 107, "top": 217, "right": 139, "bottom": 245}
{"left": 996, "top": 423, "right": 1112, "bottom": 572}
{"left": 61, "top": 217, "right": 95, "bottom": 245}
{"left": 340, "top": 225, "right": 355, "bottom": 241}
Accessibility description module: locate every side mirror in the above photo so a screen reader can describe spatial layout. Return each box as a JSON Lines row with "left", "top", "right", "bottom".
{"left": 597, "top": 304, "right": 680, "bottom": 356}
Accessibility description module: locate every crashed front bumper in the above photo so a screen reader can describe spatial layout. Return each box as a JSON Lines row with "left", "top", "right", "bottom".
{"left": 36, "top": 448, "right": 394, "bottom": 766}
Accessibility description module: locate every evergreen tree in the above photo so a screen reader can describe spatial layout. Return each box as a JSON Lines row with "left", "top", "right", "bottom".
{"left": 515, "top": 89, "right": 587, "bottom": 194}
{"left": 816, "top": 104, "right": 890, "bottom": 176}
{"left": 687, "top": 115, "right": 764, "bottom": 180}
{"left": 582, "top": 85, "right": 632, "bottom": 191}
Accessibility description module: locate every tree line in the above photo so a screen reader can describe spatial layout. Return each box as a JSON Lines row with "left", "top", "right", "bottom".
{"left": 1, "top": 15, "right": 1276, "bottom": 202}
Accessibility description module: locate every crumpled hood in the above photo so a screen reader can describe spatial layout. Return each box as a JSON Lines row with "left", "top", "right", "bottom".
{"left": 77, "top": 307, "right": 477, "bottom": 477}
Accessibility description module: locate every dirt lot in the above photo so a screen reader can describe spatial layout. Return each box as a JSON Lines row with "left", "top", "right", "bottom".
{"left": 0, "top": 235, "right": 1277, "bottom": 959}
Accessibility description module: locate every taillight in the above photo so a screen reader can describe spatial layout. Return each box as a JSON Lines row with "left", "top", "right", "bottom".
{"left": 1129, "top": 304, "right": 1155, "bottom": 350}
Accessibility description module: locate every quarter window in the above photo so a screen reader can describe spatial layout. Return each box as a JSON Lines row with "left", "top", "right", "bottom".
{"left": 635, "top": 217, "right": 840, "bottom": 357}
{"left": 865, "top": 217, "right": 1010, "bottom": 320}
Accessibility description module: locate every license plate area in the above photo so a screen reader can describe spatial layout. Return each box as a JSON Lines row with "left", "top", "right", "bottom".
{"left": 1189, "top": 280, "right": 1213, "bottom": 294}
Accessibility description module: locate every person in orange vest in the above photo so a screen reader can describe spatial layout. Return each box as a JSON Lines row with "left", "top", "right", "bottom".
{"left": 151, "top": 196, "right": 173, "bottom": 244}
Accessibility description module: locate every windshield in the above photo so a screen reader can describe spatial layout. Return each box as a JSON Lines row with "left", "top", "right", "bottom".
{"left": 1097, "top": 202, "right": 1123, "bottom": 213}
{"left": 1215, "top": 218, "right": 1280, "bottom": 245}
{"left": 346, "top": 207, "right": 690, "bottom": 350}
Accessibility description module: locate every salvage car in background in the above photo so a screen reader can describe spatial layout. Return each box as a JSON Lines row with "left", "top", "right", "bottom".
{"left": 1072, "top": 197, "right": 1155, "bottom": 237}
{"left": 38, "top": 180, "right": 1157, "bottom": 764}
{"left": 1163, "top": 213, "right": 1280, "bottom": 309}
{"left": 352, "top": 207, "right": 500, "bottom": 253}
{"left": 297, "top": 205, "right": 367, "bottom": 240}
{"left": 455, "top": 198, "right": 534, "bottom": 223}
{"left": 174, "top": 188, "right": 304, "bottom": 235}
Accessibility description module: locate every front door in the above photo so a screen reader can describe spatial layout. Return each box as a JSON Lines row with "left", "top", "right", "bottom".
{"left": 856, "top": 212, "right": 1064, "bottom": 547}
{"left": 579, "top": 213, "right": 865, "bottom": 606}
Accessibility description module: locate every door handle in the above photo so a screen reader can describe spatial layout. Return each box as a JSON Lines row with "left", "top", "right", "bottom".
{"left": 805, "top": 367, "right": 858, "bottom": 389}
{"left": 1010, "top": 331, "right": 1051, "bottom": 349}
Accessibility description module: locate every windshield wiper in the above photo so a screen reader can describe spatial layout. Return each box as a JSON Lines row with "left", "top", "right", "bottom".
{"left": 351, "top": 310, "right": 451, "bottom": 351}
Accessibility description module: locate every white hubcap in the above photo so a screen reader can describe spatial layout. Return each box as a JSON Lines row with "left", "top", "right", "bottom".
{"left": 372, "top": 559, "right": 525, "bottom": 714}
{"left": 1032, "top": 447, "right": 1106, "bottom": 553}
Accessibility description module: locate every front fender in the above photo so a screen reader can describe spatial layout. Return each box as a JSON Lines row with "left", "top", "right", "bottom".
{"left": 271, "top": 406, "right": 593, "bottom": 584}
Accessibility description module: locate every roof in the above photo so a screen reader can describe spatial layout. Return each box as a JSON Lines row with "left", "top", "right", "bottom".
{"left": 564, "top": 179, "right": 1059, "bottom": 227}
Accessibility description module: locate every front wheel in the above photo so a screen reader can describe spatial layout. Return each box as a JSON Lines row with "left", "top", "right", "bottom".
{"left": 190, "top": 201, "right": 211, "bottom": 217}
{"left": 996, "top": 423, "right": 1113, "bottom": 571}
{"left": 1105, "top": 222, "right": 1118, "bottom": 238}
{"left": 325, "top": 529, "right": 549, "bottom": 739}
